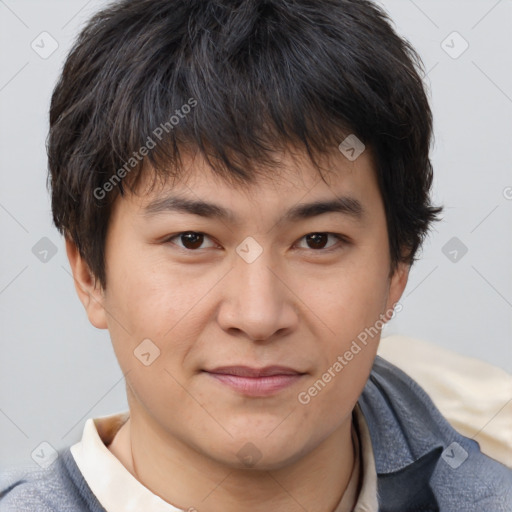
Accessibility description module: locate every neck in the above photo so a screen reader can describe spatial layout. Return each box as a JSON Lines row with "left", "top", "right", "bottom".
{"left": 109, "top": 409, "right": 356, "bottom": 512}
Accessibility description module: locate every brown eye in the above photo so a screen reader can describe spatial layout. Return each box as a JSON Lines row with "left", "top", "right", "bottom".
{"left": 306, "top": 233, "right": 329, "bottom": 249}
{"left": 296, "top": 232, "right": 346, "bottom": 251}
{"left": 180, "top": 232, "right": 204, "bottom": 249}
{"left": 167, "top": 231, "right": 216, "bottom": 250}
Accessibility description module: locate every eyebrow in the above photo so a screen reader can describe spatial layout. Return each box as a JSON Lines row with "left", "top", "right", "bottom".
{"left": 142, "top": 194, "right": 364, "bottom": 223}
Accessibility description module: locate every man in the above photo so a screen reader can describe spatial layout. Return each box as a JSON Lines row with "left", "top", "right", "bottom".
{"left": 1, "top": 0, "right": 511, "bottom": 510}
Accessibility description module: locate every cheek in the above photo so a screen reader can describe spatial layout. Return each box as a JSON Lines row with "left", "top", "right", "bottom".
{"left": 304, "top": 259, "right": 389, "bottom": 337}
{"left": 294, "top": 268, "right": 388, "bottom": 428}
{"left": 103, "top": 252, "right": 226, "bottom": 378}
{"left": 296, "top": 258, "right": 390, "bottom": 403}
{"left": 105, "top": 248, "right": 192, "bottom": 329}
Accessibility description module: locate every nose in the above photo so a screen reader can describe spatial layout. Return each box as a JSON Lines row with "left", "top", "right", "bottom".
{"left": 216, "top": 251, "right": 299, "bottom": 342}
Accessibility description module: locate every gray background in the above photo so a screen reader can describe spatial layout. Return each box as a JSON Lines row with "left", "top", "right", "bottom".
{"left": 1, "top": 0, "right": 511, "bottom": 471}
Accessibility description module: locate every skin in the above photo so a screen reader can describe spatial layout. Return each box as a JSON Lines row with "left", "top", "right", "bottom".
{"left": 67, "top": 144, "right": 409, "bottom": 512}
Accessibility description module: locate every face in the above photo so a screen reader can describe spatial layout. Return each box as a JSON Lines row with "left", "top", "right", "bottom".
{"left": 69, "top": 145, "right": 408, "bottom": 470}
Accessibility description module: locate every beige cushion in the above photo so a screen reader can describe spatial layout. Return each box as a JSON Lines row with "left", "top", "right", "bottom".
{"left": 377, "top": 335, "right": 512, "bottom": 468}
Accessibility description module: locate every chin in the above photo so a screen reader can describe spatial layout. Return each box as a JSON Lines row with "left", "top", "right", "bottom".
{"left": 203, "top": 432, "right": 308, "bottom": 472}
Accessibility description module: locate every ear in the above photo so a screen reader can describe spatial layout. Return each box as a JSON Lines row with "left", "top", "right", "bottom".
{"left": 383, "top": 261, "right": 410, "bottom": 321}
{"left": 65, "top": 238, "right": 108, "bottom": 329}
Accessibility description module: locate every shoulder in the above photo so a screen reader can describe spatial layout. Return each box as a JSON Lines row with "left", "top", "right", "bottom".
{"left": 362, "top": 356, "right": 512, "bottom": 510}
{"left": 0, "top": 450, "right": 104, "bottom": 512}
{"left": 377, "top": 334, "right": 512, "bottom": 467}
{"left": 0, "top": 464, "right": 61, "bottom": 512}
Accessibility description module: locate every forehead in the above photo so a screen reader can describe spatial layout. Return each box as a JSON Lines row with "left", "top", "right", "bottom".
{"left": 125, "top": 144, "right": 379, "bottom": 216}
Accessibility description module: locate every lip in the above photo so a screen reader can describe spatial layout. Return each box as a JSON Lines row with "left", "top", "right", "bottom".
{"left": 204, "top": 365, "right": 306, "bottom": 397}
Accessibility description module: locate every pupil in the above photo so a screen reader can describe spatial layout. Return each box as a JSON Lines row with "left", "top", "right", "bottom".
{"left": 307, "top": 233, "right": 327, "bottom": 249}
{"left": 182, "top": 232, "right": 203, "bottom": 249}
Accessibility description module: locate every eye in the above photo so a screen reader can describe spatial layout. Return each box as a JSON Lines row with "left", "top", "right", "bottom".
{"left": 295, "top": 232, "right": 346, "bottom": 251}
{"left": 166, "top": 231, "right": 217, "bottom": 250}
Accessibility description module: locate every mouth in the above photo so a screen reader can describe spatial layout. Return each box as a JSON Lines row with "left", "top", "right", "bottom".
{"left": 203, "top": 365, "right": 306, "bottom": 397}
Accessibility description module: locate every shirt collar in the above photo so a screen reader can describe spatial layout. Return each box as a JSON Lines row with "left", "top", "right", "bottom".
{"left": 357, "top": 356, "right": 448, "bottom": 511}
{"left": 71, "top": 413, "right": 183, "bottom": 512}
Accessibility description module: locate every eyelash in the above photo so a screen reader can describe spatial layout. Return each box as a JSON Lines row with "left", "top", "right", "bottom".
{"left": 164, "top": 231, "right": 350, "bottom": 254}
